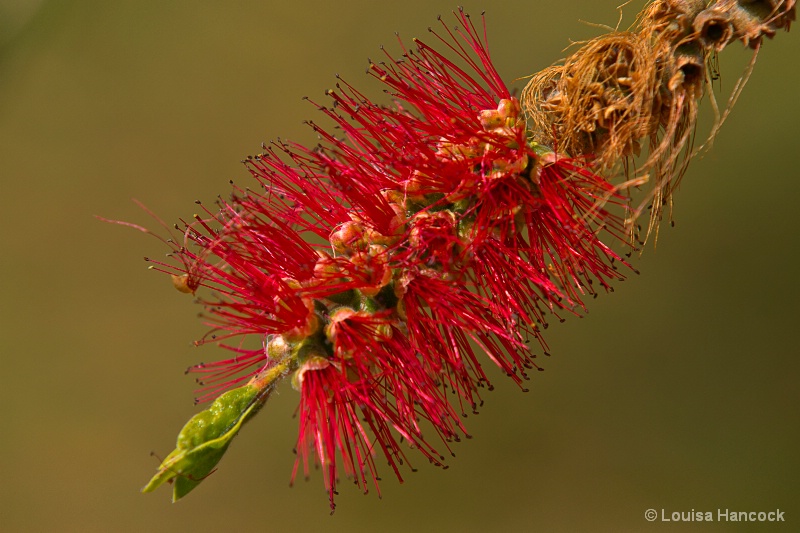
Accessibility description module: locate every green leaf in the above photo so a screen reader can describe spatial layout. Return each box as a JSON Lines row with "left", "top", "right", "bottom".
{"left": 142, "top": 384, "right": 262, "bottom": 501}
{"left": 143, "top": 352, "right": 295, "bottom": 501}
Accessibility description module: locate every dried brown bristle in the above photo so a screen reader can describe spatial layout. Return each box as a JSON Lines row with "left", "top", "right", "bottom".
{"left": 522, "top": 0, "right": 796, "bottom": 242}
{"left": 523, "top": 32, "right": 659, "bottom": 167}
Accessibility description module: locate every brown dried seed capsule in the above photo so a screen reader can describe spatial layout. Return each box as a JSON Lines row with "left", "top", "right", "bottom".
{"left": 694, "top": 8, "right": 736, "bottom": 51}
{"left": 735, "top": 0, "right": 796, "bottom": 28}
{"left": 667, "top": 43, "right": 706, "bottom": 98}
{"left": 722, "top": 0, "right": 797, "bottom": 47}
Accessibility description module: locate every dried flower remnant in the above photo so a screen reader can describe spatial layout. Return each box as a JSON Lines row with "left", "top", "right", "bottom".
{"left": 522, "top": 0, "right": 795, "bottom": 240}
{"left": 133, "top": 0, "right": 793, "bottom": 510}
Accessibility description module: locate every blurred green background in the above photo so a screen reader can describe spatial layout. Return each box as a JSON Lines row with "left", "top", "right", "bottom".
{"left": 2, "top": 0, "right": 798, "bottom": 531}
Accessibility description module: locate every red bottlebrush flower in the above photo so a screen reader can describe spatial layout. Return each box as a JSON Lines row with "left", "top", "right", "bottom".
{"left": 137, "top": 1, "right": 792, "bottom": 510}
{"left": 141, "top": 9, "right": 627, "bottom": 508}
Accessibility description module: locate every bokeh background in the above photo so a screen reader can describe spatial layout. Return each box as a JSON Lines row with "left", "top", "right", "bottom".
{"left": 2, "top": 0, "right": 799, "bottom": 531}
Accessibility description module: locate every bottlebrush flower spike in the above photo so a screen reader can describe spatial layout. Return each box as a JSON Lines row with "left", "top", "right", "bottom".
{"left": 132, "top": 1, "right": 793, "bottom": 511}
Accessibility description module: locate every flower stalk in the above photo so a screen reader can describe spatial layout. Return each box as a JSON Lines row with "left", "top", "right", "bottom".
{"left": 136, "top": 0, "right": 794, "bottom": 511}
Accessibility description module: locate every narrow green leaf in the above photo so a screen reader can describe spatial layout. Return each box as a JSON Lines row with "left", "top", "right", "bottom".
{"left": 143, "top": 353, "right": 295, "bottom": 501}
{"left": 142, "top": 384, "right": 261, "bottom": 501}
